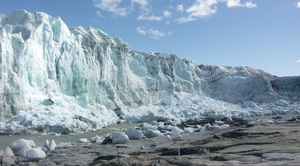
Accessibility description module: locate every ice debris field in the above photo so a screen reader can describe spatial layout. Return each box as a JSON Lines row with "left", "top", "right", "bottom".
{"left": 0, "top": 116, "right": 242, "bottom": 160}
{"left": 0, "top": 10, "right": 299, "bottom": 134}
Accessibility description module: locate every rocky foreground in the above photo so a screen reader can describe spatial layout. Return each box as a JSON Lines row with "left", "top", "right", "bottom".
{"left": 1, "top": 115, "right": 300, "bottom": 166}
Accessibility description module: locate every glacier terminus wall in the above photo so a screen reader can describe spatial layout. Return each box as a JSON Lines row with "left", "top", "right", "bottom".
{"left": 0, "top": 10, "right": 299, "bottom": 134}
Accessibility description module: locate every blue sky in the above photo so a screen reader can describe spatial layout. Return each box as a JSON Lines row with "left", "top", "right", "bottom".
{"left": 1, "top": 0, "right": 300, "bottom": 76}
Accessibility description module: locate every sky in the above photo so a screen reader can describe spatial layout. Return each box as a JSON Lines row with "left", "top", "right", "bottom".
{"left": 0, "top": 0, "right": 300, "bottom": 76}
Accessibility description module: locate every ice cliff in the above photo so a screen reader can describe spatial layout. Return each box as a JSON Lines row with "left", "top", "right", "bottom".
{"left": 0, "top": 10, "right": 299, "bottom": 134}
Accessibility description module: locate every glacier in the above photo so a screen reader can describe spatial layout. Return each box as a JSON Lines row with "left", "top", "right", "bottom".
{"left": 0, "top": 10, "right": 299, "bottom": 134}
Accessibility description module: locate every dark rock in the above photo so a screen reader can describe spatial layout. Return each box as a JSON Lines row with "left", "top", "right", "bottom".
{"left": 102, "top": 135, "right": 112, "bottom": 144}
{"left": 213, "top": 134, "right": 221, "bottom": 139}
{"left": 231, "top": 116, "right": 249, "bottom": 126}
{"left": 116, "top": 145, "right": 127, "bottom": 148}
{"left": 273, "top": 116, "right": 283, "bottom": 120}
{"left": 287, "top": 117, "right": 296, "bottom": 122}
{"left": 149, "top": 143, "right": 156, "bottom": 148}
{"left": 184, "top": 118, "right": 216, "bottom": 126}
{"left": 221, "top": 130, "right": 248, "bottom": 138}
{"left": 93, "top": 155, "right": 117, "bottom": 161}
{"left": 210, "top": 155, "right": 228, "bottom": 161}
{"left": 246, "top": 124, "right": 256, "bottom": 128}
{"left": 159, "top": 147, "right": 209, "bottom": 156}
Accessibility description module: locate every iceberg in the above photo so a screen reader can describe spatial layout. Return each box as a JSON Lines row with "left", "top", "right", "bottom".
{"left": 0, "top": 10, "right": 299, "bottom": 134}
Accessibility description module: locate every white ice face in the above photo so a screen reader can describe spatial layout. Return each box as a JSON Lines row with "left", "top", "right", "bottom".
{"left": 0, "top": 10, "right": 299, "bottom": 134}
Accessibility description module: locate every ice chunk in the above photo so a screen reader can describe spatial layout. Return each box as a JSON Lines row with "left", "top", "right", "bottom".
{"left": 214, "top": 120, "right": 224, "bottom": 125}
{"left": 26, "top": 140, "right": 36, "bottom": 148}
{"left": 77, "top": 138, "right": 90, "bottom": 143}
{"left": 143, "top": 123, "right": 158, "bottom": 131}
{"left": 3, "top": 147, "right": 14, "bottom": 157}
{"left": 219, "top": 124, "right": 230, "bottom": 129}
{"left": 125, "top": 127, "right": 144, "bottom": 140}
{"left": 26, "top": 148, "right": 46, "bottom": 160}
{"left": 57, "top": 142, "right": 72, "bottom": 149}
{"left": 43, "top": 139, "right": 56, "bottom": 152}
{"left": 184, "top": 127, "right": 194, "bottom": 133}
{"left": 49, "top": 140, "right": 56, "bottom": 151}
{"left": 9, "top": 139, "right": 29, "bottom": 153}
{"left": 15, "top": 146, "right": 31, "bottom": 157}
{"left": 170, "top": 126, "right": 184, "bottom": 134}
{"left": 112, "top": 132, "right": 129, "bottom": 144}
{"left": 90, "top": 135, "right": 103, "bottom": 144}
{"left": 143, "top": 130, "right": 163, "bottom": 138}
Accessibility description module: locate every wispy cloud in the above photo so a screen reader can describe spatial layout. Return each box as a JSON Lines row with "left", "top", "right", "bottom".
{"left": 296, "top": 59, "right": 300, "bottom": 63}
{"left": 136, "top": 4, "right": 166, "bottom": 21}
{"left": 96, "top": 10, "right": 104, "bottom": 17}
{"left": 177, "top": 0, "right": 218, "bottom": 23}
{"left": 131, "top": 0, "right": 148, "bottom": 8}
{"left": 297, "top": 2, "right": 300, "bottom": 8}
{"left": 137, "top": 27, "right": 172, "bottom": 39}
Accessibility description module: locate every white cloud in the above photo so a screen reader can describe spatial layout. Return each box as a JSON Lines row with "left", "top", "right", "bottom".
{"left": 297, "top": 59, "right": 300, "bottom": 63}
{"left": 226, "top": 0, "right": 242, "bottom": 7}
{"left": 226, "top": 0, "right": 257, "bottom": 8}
{"left": 177, "top": 0, "right": 218, "bottom": 23}
{"left": 93, "top": 0, "right": 151, "bottom": 17}
{"left": 176, "top": 0, "right": 257, "bottom": 23}
{"left": 177, "top": 4, "right": 184, "bottom": 12}
{"left": 163, "top": 10, "right": 172, "bottom": 18}
{"left": 138, "top": 14, "right": 163, "bottom": 21}
{"left": 137, "top": 27, "right": 146, "bottom": 35}
{"left": 93, "top": 0, "right": 258, "bottom": 23}
{"left": 137, "top": 27, "right": 172, "bottom": 39}
{"left": 93, "top": 0, "right": 131, "bottom": 17}
{"left": 297, "top": 2, "right": 300, "bottom": 8}
{"left": 245, "top": 2, "right": 257, "bottom": 8}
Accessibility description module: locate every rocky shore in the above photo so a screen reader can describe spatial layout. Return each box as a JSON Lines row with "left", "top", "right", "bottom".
{"left": 1, "top": 115, "right": 300, "bottom": 166}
